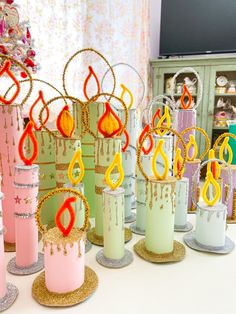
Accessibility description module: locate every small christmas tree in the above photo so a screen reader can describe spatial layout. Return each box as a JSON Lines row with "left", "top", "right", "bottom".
{"left": 0, "top": 0, "right": 38, "bottom": 77}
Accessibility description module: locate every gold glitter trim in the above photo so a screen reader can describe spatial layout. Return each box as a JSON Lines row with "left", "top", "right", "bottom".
{"left": 226, "top": 219, "right": 236, "bottom": 224}
{"left": 43, "top": 227, "right": 85, "bottom": 245}
{"left": 87, "top": 227, "right": 132, "bottom": 246}
{"left": 95, "top": 165, "right": 119, "bottom": 174}
{"left": 4, "top": 241, "right": 15, "bottom": 252}
{"left": 32, "top": 266, "right": 98, "bottom": 307}
{"left": 134, "top": 239, "right": 185, "bottom": 263}
{"left": 56, "top": 164, "right": 70, "bottom": 170}
{"left": 95, "top": 186, "right": 104, "bottom": 195}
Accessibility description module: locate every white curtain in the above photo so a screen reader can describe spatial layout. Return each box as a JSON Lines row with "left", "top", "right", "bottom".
{"left": 19, "top": 0, "right": 150, "bottom": 118}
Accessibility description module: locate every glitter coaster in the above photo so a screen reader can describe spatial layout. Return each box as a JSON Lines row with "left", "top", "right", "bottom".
{"left": 129, "top": 222, "right": 145, "bottom": 235}
{"left": 188, "top": 209, "right": 196, "bottom": 214}
{"left": 125, "top": 212, "right": 136, "bottom": 223}
{"left": 4, "top": 242, "right": 15, "bottom": 252}
{"left": 0, "top": 283, "right": 18, "bottom": 312}
{"left": 7, "top": 253, "right": 44, "bottom": 275}
{"left": 87, "top": 227, "right": 132, "bottom": 246}
{"left": 174, "top": 221, "right": 193, "bottom": 233}
{"left": 134, "top": 239, "right": 186, "bottom": 263}
{"left": 96, "top": 249, "right": 133, "bottom": 268}
{"left": 227, "top": 218, "right": 236, "bottom": 224}
{"left": 184, "top": 231, "right": 235, "bottom": 254}
{"left": 85, "top": 240, "right": 92, "bottom": 253}
{"left": 32, "top": 266, "right": 98, "bottom": 307}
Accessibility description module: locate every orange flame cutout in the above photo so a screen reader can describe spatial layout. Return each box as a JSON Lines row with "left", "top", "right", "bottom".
{"left": 56, "top": 105, "right": 75, "bottom": 138}
{"left": 55, "top": 197, "right": 76, "bottom": 237}
{"left": 122, "top": 129, "right": 130, "bottom": 153}
{"left": 138, "top": 125, "right": 154, "bottom": 155}
{"left": 29, "top": 90, "right": 49, "bottom": 131}
{"left": 0, "top": 60, "right": 20, "bottom": 105}
{"left": 83, "top": 66, "right": 100, "bottom": 101}
{"left": 18, "top": 121, "right": 38, "bottom": 166}
{"left": 173, "top": 148, "right": 184, "bottom": 179}
{"left": 180, "top": 85, "right": 192, "bottom": 109}
{"left": 98, "top": 102, "right": 122, "bottom": 138}
{"left": 152, "top": 108, "right": 161, "bottom": 128}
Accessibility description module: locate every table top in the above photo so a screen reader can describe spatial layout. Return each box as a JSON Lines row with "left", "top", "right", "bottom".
{"left": 4, "top": 215, "right": 236, "bottom": 314}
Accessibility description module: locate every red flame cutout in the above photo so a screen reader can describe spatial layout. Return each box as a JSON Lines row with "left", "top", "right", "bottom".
{"left": 122, "top": 129, "right": 130, "bottom": 153}
{"left": 55, "top": 197, "right": 76, "bottom": 237}
{"left": 98, "top": 102, "right": 122, "bottom": 138}
{"left": 29, "top": 90, "right": 49, "bottom": 131}
{"left": 0, "top": 60, "right": 20, "bottom": 105}
{"left": 180, "top": 85, "right": 192, "bottom": 109}
{"left": 152, "top": 108, "right": 161, "bottom": 127}
{"left": 83, "top": 66, "right": 100, "bottom": 101}
{"left": 138, "top": 125, "right": 154, "bottom": 155}
{"left": 18, "top": 121, "right": 38, "bottom": 166}
{"left": 212, "top": 161, "right": 217, "bottom": 179}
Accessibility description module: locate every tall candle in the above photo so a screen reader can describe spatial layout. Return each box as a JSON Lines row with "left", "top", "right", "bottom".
{"left": 184, "top": 159, "right": 201, "bottom": 212}
{"left": 103, "top": 187, "right": 125, "bottom": 259}
{"left": 0, "top": 191, "right": 6, "bottom": 298}
{"left": 0, "top": 104, "right": 23, "bottom": 244}
{"left": 174, "top": 177, "right": 189, "bottom": 228}
{"left": 94, "top": 137, "right": 121, "bottom": 237}
{"left": 145, "top": 177, "right": 176, "bottom": 254}
{"left": 14, "top": 164, "right": 39, "bottom": 267}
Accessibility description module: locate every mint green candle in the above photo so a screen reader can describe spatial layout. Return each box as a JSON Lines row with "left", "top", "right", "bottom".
{"left": 103, "top": 187, "right": 125, "bottom": 259}
{"left": 228, "top": 122, "right": 236, "bottom": 164}
{"left": 145, "top": 177, "right": 176, "bottom": 254}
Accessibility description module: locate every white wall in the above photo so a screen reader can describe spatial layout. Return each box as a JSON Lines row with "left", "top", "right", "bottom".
{"left": 150, "top": 0, "right": 162, "bottom": 58}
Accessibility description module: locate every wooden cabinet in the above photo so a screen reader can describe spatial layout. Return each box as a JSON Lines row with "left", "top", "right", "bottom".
{"left": 151, "top": 55, "right": 236, "bottom": 156}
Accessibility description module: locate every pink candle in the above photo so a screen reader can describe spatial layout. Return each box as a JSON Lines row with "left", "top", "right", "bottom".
{"left": 221, "top": 165, "right": 236, "bottom": 219}
{"left": 0, "top": 191, "right": 6, "bottom": 298}
{"left": 44, "top": 228, "right": 85, "bottom": 293}
{"left": 184, "top": 159, "right": 200, "bottom": 211}
{"left": 14, "top": 164, "right": 39, "bottom": 267}
{"left": 0, "top": 104, "right": 23, "bottom": 244}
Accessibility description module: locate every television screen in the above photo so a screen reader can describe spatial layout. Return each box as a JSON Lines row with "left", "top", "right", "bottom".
{"left": 160, "top": 0, "right": 236, "bottom": 56}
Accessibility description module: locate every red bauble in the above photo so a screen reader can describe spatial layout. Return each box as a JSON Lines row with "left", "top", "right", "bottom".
{"left": 20, "top": 71, "right": 27, "bottom": 78}
{"left": 6, "top": 0, "right": 14, "bottom": 4}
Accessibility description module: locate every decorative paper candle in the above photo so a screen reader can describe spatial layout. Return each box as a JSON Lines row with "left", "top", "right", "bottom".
{"left": 64, "top": 148, "right": 85, "bottom": 228}
{"left": 11, "top": 122, "right": 43, "bottom": 272}
{"left": 36, "top": 188, "right": 90, "bottom": 294}
{"left": 0, "top": 191, "right": 6, "bottom": 298}
{"left": 26, "top": 130, "right": 57, "bottom": 225}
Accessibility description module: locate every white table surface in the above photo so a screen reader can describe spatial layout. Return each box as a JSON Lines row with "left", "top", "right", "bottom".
{"left": 4, "top": 215, "right": 236, "bottom": 314}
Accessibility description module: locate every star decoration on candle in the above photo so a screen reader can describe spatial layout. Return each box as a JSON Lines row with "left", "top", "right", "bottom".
{"left": 49, "top": 173, "right": 55, "bottom": 179}
{"left": 24, "top": 197, "right": 32, "bottom": 204}
{"left": 74, "top": 170, "right": 80, "bottom": 178}
{"left": 14, "top": 196, "right": 21, "bottom": 204}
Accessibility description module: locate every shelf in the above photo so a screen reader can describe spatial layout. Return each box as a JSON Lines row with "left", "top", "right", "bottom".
{"left": 164, "top": 93, "right": 197, "bottom": 97}
{"left": 215, "top": 93, "right": 236, "bottom": 96}
{"left": 212, "top": 126, "right": 228, "bottom": 130}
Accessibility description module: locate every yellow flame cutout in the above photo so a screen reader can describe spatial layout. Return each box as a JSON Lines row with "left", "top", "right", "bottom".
{"left": 202, "top": 170, "right": 221, "bottom": 206}
{"left": 68, "top": 148, "right": 85, "bottom": 186}
{"left": 120, "top": 83, "right": 134, "bottom": 109}
{"left": 219, "top": 137, "right": 233, "bottom": 165}
{"left": 207, "top": 149, "right": 220, "bottom": 180}
{"left": 151, "top": 139, "right": 169, "bottom": 180}
{"left": 173, "top": 148, "right": 184, "bottom": 179}
{"left": 157, "top": 106, "right": 171, "bottom": 136}
{"left": 186, "top": 134, "right": 198, "bottom": 161}
{"left": 105, "top": 152, "right": 124, "bottom": 190}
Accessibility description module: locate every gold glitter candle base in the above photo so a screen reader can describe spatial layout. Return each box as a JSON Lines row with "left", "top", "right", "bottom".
{"left": 32, "top": 266, "right": 98, "bottom": 307}
{"left": 87, "top": 227, "right": 132, "bottom": 246}
{"left": 134, "top": 239, "right": 185, "bottom": 263}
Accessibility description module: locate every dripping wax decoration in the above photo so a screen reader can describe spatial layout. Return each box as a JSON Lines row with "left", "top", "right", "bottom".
{"left": 64, "top": 148, "right": 86, "bottom": 229}
{"left": 214, "top": 133, "right": 236, "bottom": 222}
{"left": 173, "top": 148, "right": 192, "bottom": 232}
{"left": 135, "top": 126, "right": 187, "bottom": 261}
{"left": 96, "top": 152, "right": 133, "bottom": 268}
{"left": 186, "top": 159, "right": 234, "bottom": 252}
{"left": 36, "top": 187, "right": 90, "bottom": 294}
{"left": 9, "top": 121, "right": 43, "bottom": 274}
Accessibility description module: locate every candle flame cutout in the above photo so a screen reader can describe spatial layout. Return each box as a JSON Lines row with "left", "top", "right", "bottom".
{"left": 152, "top": 107, "right": 161, "bottom": 128}
{"left": 207, "top": 149, "right": 220, "bottom": 180}
{"left": 219, "top": 137, "right": 233, "bottom": 165}
{"left": 156, "top": 106, "right": 171, "bottom": 136}
{"left": 122, "top": 129, "right": 130, "bottom": 153}
{"left": 0, "top": 60, "right": 20, "bottom": 105}
{"left": 151, "top": 139, "right": 169, "bottom": 180}
{"left": 180, "top": 84, "right": 192, "bottom": 109}
{"left": 83, "top": 66, "right": 100, "bottom": 101}
{"left": 18, "top": 121, "right": 38, "bottom": 166}
{"left": 55, "top": 197, "right": 76, "bottom": 236}
{"left": 29, "top": 90, "right": 49, "bottom": 131}
{"left": 98, "top": 102, "right": 122, "bottom": 137}
{"left": 138, "top": 124, "right": 154, "bottom": 155}
{"left": 56, "top": 105, "right": 75, "bottom": 138}
{"left": 105, "top": 152, "right": 124, "bottom": 190}
{"left": 120, "top": 83, "right": 134, "bottom": 109}
{"left": 202, "top": 170, "right": 221, "bottom": 207}
{"left": 173, "top": 148, "right": 184, "bottom": 179}
{"left": 68, "top": 148, "right": 84, "bottom": 186}
{"left": 186, "top": 134, "right": 198, "bottom": 161}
